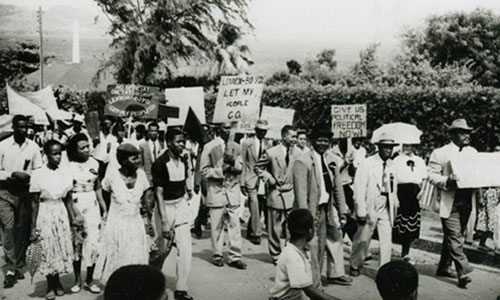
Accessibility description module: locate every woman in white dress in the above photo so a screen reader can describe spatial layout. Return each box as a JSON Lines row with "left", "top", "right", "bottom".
{"left": 30, "top": 140, "right": 81, "bottom": 300}
{"left": 66, "top": 133, "right": 108, "bottom": 294}
{"left": 94, "top": 143, "right": 152, "bottom": 283}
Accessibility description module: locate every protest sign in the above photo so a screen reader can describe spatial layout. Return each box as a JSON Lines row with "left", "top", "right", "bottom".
{"left": 164, "top": 87, "right": 205, "bottom": 126}
{"left": 105, "top": 84, "right": 161, "bottom": 119}
{"left": 451, "top": 153, "right": 500, "bottom": 188}
{"left": 331, "top": 104, "right": 367, "bottom": 138}
{"left": 212, "top": 75, "right": 264, "bottom": 124}
{"left": 260, "top": 106, "right": 295, "bottom": 139}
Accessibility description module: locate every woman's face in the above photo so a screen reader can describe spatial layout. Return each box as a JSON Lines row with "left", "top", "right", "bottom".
{"left": 77, "top": 140, "right": 90, "bottom": 161}
{"left": 47, "top": 144, "right": 62, "bottom": 167}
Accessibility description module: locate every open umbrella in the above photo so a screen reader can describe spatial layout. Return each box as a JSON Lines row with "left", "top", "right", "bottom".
{"left": 371, "top": 122, "right": 422, "bottom": 144}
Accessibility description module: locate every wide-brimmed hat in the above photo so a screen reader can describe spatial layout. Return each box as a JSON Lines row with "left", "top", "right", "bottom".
{"left": 310, "top": 123, "right": 333, "bottom": 139}
{"left": 447, "top": 119, "right": 473, "bottom": 132}
{"left": 375, "top": 132, "right": 399, "bottom": 146}
{"left": 255, "top": 119, "right": 269, "bottom": 131}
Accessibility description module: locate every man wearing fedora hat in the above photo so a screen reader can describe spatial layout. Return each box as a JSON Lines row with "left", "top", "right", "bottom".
{"left": 428, "top": 118, "right": 477, "bottom": 288}
{"left": 241, "top": 119, "right": 269, "bottom": 245}
{"left": 349, "top": 131, "right": 399, "bottom": 276}
{"left": 293, "top": 124, "right": 352, "bottom": 286}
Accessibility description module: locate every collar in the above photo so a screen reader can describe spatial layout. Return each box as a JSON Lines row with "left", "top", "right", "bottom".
{"left": 9, "top": 136, "right": 28, "bottom": 148}
{"left": 215, "top": 136, "right": 225, "bottom": 147}
{"left": 375, "top": 153, "right": 388, "bottom": 164}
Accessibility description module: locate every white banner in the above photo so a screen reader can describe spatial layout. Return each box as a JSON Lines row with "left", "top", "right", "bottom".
{"left": 260, "top": 106, "right": 295, "bottom": 139}
{"left": 6, "top": 84, "right": 49, "bottom": 125}
{"left": 164, "top": 87, "right": 205, "bottom": 127}
{"left": 331, "top": 104, "right": 367, "bottom": 138}
{"left": 212, "top": 75, "right": 264, "bottom": 124}
{"left": 451, "top": 153, "right": 500, "bottom": 188}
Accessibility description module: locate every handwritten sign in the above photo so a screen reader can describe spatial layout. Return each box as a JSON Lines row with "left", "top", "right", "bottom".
{"left": 331, "top": 104, "right": 367, "bottom": 138}
{"left": 451, "top": 153, "right": 500, "bottom": 188}
{"left": 260, "top": 106, "right": 295, "bottom": 139}
{"left": 212, "top": 75, "right": 264, "bottom": 124}
{"left": 164, "top": 87, "right": 205, "bottom": 127}
{"left": 105, "top": 84, "right": 161, "bottom": 119}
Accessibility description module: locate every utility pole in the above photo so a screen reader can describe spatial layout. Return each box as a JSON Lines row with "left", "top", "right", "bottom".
{"left": 37, "top": 6, "right": 43, "bottom": 88}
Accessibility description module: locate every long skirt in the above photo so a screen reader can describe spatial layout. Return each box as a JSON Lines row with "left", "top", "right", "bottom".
{"left": 393, "top": 183, "right": 421, "bottom": 243}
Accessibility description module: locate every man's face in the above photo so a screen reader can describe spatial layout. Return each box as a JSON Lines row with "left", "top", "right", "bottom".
{"left": 255, "top": 128, "right": 267, "bottom": 140}
{"left": 312, "top": 136, "right": 330, "bottom": 155}
{"left": 220, "top": 126, "right": 231, "bottom": 142}
{"left": 378, "top": 144, "right": 394, "bottom": 161}
{"left": 168, "top": 134, "right": 186, "bottom": 156}
{"left": 148, "top": 126, "right": 159, "bottom": 141}
{"left": 13, "top": 120, "right": 27, "bottom": 139}
{"left": 451, "top": 130, "right": 471, "bottom": 148}
{"left": 297, "top": 133, "right": 307, "bottom": 148}
{"left": 283, "top": 130, "right": 297, "bottom": 148}
{"left": 102, "top": 119, "right": 113, "bottom": 131}
{"left": 352, "top": 140, "right": 361, "bottom": 149}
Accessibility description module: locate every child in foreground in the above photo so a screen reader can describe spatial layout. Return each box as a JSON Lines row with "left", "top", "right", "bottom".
{"left": 269, "top": 209, "right": 341, "bottom": 300}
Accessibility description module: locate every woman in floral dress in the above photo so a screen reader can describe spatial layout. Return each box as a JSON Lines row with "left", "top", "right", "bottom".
{"left": 94, "top": 143, "right": 152, "bottom": 283}
{"left": 66, "top": 133, "right": 108, "bottom": 294}
{"left": 30, "top": 140, "right": 80, "bottom": 300}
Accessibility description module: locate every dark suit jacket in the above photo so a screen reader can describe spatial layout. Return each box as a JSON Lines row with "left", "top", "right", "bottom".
{"left": 292, "top": 149, "right": 347, "bottom": 227}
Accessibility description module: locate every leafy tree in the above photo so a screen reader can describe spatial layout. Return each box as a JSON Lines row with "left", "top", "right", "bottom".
{"left": 316, "top": 49, "right": 337, "bottom": 70}
{"left": 412, "top": 9, "right": 500, "bottom": 87}
{"left": 341, "top": 43, "right": 384, "bottom": 87}
{"left": 286, "top": 60, "right": 301, "bottom": 75}
{"left": 95, "top": 0, "right": 252, "bottom": 86}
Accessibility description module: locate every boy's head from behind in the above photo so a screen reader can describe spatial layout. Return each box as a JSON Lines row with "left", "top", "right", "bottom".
{"left": 288, "top": 209, "right": 314, "bottom": 241}
{"left": 376, "top": 261, "right": 418, "bottom": 300}
{"left": 105, "top": 265, "right": 167, "bottom": 300}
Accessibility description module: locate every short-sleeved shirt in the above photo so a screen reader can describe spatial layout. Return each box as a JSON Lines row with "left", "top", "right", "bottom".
{"left": 269, "top": 243, "right": 313, "bottom": 300}
{"left": 152, "top": 151, "right": 187, "bottom": 201}
{"left": 30, "top": 165, "right": 73, "bottom": 201}
{"left": 0, "top": 136, "right": 43, "bottom": 180}
{"left": 393, "top": 153, "right": 427, "bottom": 185}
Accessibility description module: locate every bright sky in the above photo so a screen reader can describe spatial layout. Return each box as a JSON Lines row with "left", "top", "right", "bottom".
{"left": 3, "top": 0, "right": 500, "bottom": 48}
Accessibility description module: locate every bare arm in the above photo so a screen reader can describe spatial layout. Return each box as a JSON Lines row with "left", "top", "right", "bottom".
{"left": 30, "top": 193, "right": 40, "bottom": 238}
{"left": 94, "top": 178, "right": 108, "bottom": 219}
{"left": 303, "top": 285, "right": 342, "bottom": 300}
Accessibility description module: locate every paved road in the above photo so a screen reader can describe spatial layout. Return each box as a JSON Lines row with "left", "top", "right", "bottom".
{"left": 2, "top": 217, "right": 500, "bottom": 300}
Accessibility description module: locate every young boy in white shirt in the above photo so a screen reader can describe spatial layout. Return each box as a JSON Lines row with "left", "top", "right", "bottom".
{"left": 269, "top": 209, "right": 341, "bottom": 300}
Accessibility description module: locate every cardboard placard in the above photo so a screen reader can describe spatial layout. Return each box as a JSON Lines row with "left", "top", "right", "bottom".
{"left": 450, "top": 153, "right": 500, "bottom": 188}
{"left": 164, "top": 87, "right": 205, "bottom": 126}
{"left": 212, "top": 75, "right": 264, "bottom": 124}
{"left": 331, "top": 104, "right": 367, "bottom": 138}
{"left": 105, "top": 84, "right": 161, "bottom": 119}
{"left": 260, "top": 106, "right": 295, "bottom": 139}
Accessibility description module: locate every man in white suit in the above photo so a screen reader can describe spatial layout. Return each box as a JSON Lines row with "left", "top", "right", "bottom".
{"left": 428, "top": 119, "right": 477, "bottom": 288}
{"left": 349, "top": 132, "right": 398, "bottom": 276}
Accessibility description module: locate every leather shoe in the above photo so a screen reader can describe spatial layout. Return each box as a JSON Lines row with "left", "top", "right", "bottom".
{"left": 349, "top": 267, "right": 360, "bottom": 277}
{"left": 191, "top": 227, "right": 202, "bottom": 238}
{"left": 249, "top": 236, "right": 261, "bottom": 245}
{"left": 436, "top": 270, "right": 457, "bottom": 279}
{"left": 15, "top": 270, "right": 25, "bottom": 280}
{"left": 174, "top": 290, "right": 194, "bottom": 300}
{"left": 327, "top": 275, "right": 353, "bottom": 286}
{"left": 3, "top": 274, "right": 16, "bottom": 288}
{"left": 458, "top": 275, "right": 471, "bottom": 288}
{"left": 228, "top": 260, "right": 247, "bottom": 270}
{"left": 212, "top": 258, "right": 224, "bottom": 267}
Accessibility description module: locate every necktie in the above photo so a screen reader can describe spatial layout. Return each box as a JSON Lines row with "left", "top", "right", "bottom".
{"left": 258, "top": 140, "right": 263, "bottom": 158}
{"left": 285, "top": 146, "right": 290, "bottom": 167}
{"left": 382, "top": 161, "right": 388, "bottom": 193}
{"left": 321, "top": 155, "right": 333, "bottom": 193}
{"left": 153, "top": 142, "right": 157, "bottom": 161}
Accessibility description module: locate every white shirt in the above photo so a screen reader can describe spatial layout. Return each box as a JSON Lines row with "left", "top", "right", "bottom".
{"left": 254, "top": 137, "right": 263, "bottom": 158}
{"left": 313, "top": 150, "right": 330, "bottom": 205}
{"left": 166, "top": 157, "right": 186, "bottom": 182}
{"left": 269, "top": 243, "right": 313, "bottom": 300}
{"left": 148, "top": 139, "right": 161, "bottom": 161}
{"left": 393, "top": 153, "right": 427, "bottom": 185}
{"left": 215, "top": 136, "right": 225, "bottom": 154}
{"left": 330, "top": 146, "right": 353, "bottom": 186}
{"left": 351, "top": 146, "right": 367, "bottom": 168}
{"left": 0, "top": 136, "right": 43, "bottom": 180}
